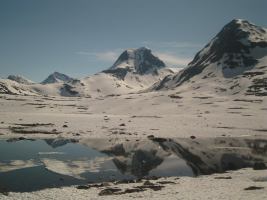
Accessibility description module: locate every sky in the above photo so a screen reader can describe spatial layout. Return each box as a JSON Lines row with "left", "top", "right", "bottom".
{"left": 0, "top": 0, "right": 266, "bottom": 82}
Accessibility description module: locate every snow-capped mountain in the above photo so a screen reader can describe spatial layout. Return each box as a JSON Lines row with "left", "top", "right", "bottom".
{"left": 41, "top": 72, "right": 74, "bottom": 84}
{"left": 103, "top": 47, "right": 166, "bottom": 79}
{"left": 7, "top": 75, "right": 34, "bottom": 85}
{"left": 151, "top": 19, "right": 267, "bottom": 96}
{"left": 78, "top": 47, "right": 174, "bottom": 97}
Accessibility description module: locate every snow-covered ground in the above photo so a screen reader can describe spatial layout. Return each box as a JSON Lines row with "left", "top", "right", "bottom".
{"left": 0, "top": 87, "right": 266, "bottom": 140}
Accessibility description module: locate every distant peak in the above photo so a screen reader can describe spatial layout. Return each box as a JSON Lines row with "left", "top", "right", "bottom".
{"left": 106, "top": 47, "right": 165, "bottom": 75}
{"left": 41, "top": 72, "right": 74, "bottom": 84}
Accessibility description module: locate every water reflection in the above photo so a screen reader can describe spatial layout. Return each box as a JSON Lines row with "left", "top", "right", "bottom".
{"left": 0, "top": 136, "right": 266, "bottom": 192}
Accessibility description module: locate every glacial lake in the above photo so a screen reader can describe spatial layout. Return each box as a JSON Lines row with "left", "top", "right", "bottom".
{"left": 0, "top": 136, "right": 266, "bottom": 193}
{"left": 0, "top": 138, "right": 193, "bottom": 192}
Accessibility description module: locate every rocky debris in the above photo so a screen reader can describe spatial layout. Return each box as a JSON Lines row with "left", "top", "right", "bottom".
{"left": 246, "top": 77, "right": 267, "bottom": 96}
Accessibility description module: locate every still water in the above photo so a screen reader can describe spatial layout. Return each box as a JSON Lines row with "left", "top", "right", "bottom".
{"left": 0, "top": 138, "right": 193, "bottom": 192}
{"left": 0, "top": 136, "right": 267, "bottom": 193}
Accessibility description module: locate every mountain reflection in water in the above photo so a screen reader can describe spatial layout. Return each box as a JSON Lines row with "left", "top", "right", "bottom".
{"left": 0, "top": 136, "right": 266, "bottom": 192}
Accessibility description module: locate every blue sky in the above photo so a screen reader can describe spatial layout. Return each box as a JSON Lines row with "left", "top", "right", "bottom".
{"left": 0, "top": 0, "right": 266, "bottom": 82}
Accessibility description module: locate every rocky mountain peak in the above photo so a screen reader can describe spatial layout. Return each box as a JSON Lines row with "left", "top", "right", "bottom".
{"left": 189, "top": 19, "right": 267, "bottom": 70}
{"left": 103, "top": 47, "right": 166, "bottom": 79}
{"left": 41, "top": 72, "right": 74, "bottom": 84}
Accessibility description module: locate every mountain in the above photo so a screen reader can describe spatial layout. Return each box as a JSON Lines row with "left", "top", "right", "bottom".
{"left": 0, "top": 78, "right": 38, "bottom": 95}
{"left": 151, "top": 19, "right": 267, "bottom": 96}
{"left": 78, "top": 47, "right": 174, "bottom": 97}
{"left": 103, "top": 47, "right": 166, "bottom": 80}
{"left": 7, "top": 75, "right": 34, "bottom": 85}
{"left": 41, "top": 72, "right": 74, "bottom": 84}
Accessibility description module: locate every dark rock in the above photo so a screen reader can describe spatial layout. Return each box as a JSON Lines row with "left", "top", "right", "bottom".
{"left": 168, "top": 94, "right": 183, "bottom": 99}
{"left": 253, "top": 162, "right": 267, "bottom": 170}
{"left": 76, "top": 185, "right": 89, "bottom": 189}
{"left": 157, "top": 181, "right": 176, "bottom": 184}
{"left": 123, "top": 188, "right": 145, "bottom": 194}
{"left": 98, "top": 188, "right": 122, "bottom": 196}
{"left": 147, "top": 135, "right": 155, "bottom": 139}
{"left": 143, "top": 180, "right": 154, "bottom": 186}
{"left": 151, "top": 137, "right": 168, "bottom": 143}
{"left": 136, "top": 184, "right": 164, "bottom": 191}
{"left": 214, "top": 176, "right": 232, "bottom": 179}
{"left": 244, "top": 186, "right": 264, "bottom": 190}
{"left": 103, "top": 68, "right": 128, "bottom": 80}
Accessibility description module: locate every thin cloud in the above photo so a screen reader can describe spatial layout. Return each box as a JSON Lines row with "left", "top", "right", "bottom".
{"left": 76, "top": 51, "right": 120, "bottom": 62}
{"left": 142, "top": 41, "right": 203, "bottom": 48}
{"left": 155, "top": 52, "right": 191, "bottom": 67}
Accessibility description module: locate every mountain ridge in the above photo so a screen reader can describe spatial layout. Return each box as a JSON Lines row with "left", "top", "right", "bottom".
{"left": 7, "top": 75, "right": 34, "bottom": 85}
{"left": 150, "top": 19, "right": 267, "bottom": 96}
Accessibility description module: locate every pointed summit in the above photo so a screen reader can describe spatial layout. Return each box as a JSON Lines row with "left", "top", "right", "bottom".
{"left": 107, "top": 47, "right": 166, "bottom": 75}
{"left": 41, "top": 72, "right": 74, "bottom": 84}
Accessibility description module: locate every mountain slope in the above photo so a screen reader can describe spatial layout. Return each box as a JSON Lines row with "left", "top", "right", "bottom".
{"left": 0, "top": 79, "right": 38, "bottom": 95}
{"left": 7, "top": 75, "right": 34, "bottom": 85}
{"left": 151, "top": 19, "right": 267, "bottom": 96}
